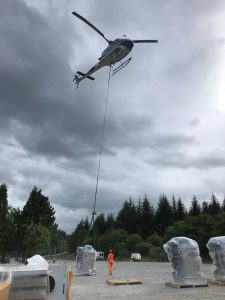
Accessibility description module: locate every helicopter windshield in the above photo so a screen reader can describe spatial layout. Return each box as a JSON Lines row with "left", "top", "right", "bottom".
{"left": 101, "top": 45, "right": 113, "bottom": 58}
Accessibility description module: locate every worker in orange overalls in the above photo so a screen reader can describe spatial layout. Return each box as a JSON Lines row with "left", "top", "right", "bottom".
{"left": 106, "top": 249, "right": 114, "bottom": 275}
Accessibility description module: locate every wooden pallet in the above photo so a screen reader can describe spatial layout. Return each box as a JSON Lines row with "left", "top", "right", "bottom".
{"left": 165, "top": 281, "right": 208, "bottom": 289}
{"left": 107, "top": 279, "right": 142, "bottom": 286}
{"left": 207, "top": 279, "right": 225, "bottom": 286}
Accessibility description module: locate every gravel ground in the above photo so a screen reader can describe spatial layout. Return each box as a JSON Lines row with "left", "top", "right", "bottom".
{"left": 70, "top": 261, "right": 225, "bottom": 300}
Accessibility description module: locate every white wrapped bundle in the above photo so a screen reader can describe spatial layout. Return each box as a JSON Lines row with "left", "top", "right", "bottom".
{"left": 207, "top": 236, "right": 225, "bottom": 280}
{"left": 75, "top": 245, "right": 96, "bottom": 276}
{"left": 163, "top": 237, "right": 206, "bottom": 285}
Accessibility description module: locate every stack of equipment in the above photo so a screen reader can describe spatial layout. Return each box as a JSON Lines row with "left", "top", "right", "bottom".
{"left": 207, "top": 236, "right": 225, "bottom": 280}
{"left": 75, "top": 245, "right": 96, "bottom": 276}
{"left": 164, "top": 237, "right": 207, "bottom": 285}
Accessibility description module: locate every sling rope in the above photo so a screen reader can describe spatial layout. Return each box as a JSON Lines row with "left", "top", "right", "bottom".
{"left": 89, "top": 65, "right": 112, "bottom": 231}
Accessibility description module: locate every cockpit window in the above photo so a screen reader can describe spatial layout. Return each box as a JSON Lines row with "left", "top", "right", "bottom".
{"left": 101, "top": 46, "right": 112, "bottom": 57}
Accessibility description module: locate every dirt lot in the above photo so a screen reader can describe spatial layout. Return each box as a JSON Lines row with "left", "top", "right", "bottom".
{"left": 71, "top": 261, "right": 225, "bottom": 300}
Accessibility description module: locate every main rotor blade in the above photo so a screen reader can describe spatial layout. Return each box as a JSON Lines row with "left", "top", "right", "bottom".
{"left": 133, "top": 39, "right": 158, "bottom": 43}
{"left": 72, "top": 11, "right": 109, "bottom": 43}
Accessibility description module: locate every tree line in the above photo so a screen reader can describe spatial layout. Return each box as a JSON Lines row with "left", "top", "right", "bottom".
{"left": 1, "top": 182, "right": 225, "bottom": 262}
{"left": 0, "top": 184, "right": 64, "bottom": 263}
{"left": 68, "top": 193, "right": 225, "bottom": 260}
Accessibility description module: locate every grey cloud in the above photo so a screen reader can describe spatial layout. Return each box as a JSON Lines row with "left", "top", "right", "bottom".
{"left": 1, "top": 0, "right": 225, "bottom": 232}
{"left": 148, "top": 149, "right": 225, "bottom": 170}
{"left": 195, "top": 155, "right": 225, "bottom": 169}
{"left": 189, "top": 119, "right": 200, "bottom": 127}
{"left": 151, "top": 133, "right": 195, "bottom": 149}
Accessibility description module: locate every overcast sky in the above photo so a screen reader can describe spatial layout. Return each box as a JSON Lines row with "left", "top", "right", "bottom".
{"left": 1, "top": 0, "right": 225, "bottom": 233}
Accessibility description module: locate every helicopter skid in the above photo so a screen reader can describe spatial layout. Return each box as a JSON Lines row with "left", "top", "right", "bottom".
{"left": 112, "top": 57, "right": 132, "bottom": 75}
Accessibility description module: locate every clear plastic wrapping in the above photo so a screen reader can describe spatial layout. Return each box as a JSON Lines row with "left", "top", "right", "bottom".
{"left": 0, "top": 255, "right": 48, "bottom": 300}
{"left": 206, "top": 236, "right": 225, "bottom": 280}
{"left": 75, "top": 245, "right": 96, "bottom": 276}
{"left": 163, "top": 237, "right": 207, "bottom": 284}
{"left": 0, "top": 267, "right": 48, "bottom": 300}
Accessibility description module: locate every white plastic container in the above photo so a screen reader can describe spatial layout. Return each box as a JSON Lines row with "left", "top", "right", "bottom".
{"left": 131, "top": 253, "right": 141, "bottom": 262}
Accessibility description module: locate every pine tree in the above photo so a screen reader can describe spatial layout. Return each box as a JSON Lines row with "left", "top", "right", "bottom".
{"left": 116, "top": 200, "right": 130, "bottom": 229}
{"left": 155, "top": 194, "right": 173, "bottom": 235}
{"left": 0, "top": 184, "right": 16, "bottom": 262}
{"left": 105, "top": 213, "right": 116, "bottom": 230}
{"left": 189, "top": 195, "right": 201, "bottom": 216}
{"left": 0, "top": 184, "right": 8, "bottom": 221}
{"left": 68, "top": 219, "right": 89, "bottom": 252}
{"left": 140, "top": 194, "right": 155, "bottom": 239}
{"left": 0, "top": 184, "right": 9, "bottom": 262}
{"left": 94, "top": 213, "right": 106, "bottom": 235}
{"left": 22, "top": 187, "right": 57, "bottom": 258}
{"left": 116, "top": 197, "right": 138, "bottom": 234}
{"left": 136, "top": 198, "right": 142, "bottom": 236}
{"left": 202, "top": 201, "right": 209, "bottom": 214}
{"left": 11, "top": 208, "right": 24, "bottom": 258}
{"left": 176, "top": 198, "right": 187, "bottom": 220}
{"left": 208, "top": 193, "right": 221, "bottom": 216}
{"left": 222, "top": 197, "right": 225, "bottom": 212}
{"left": 171, "top": 195, "right": 178, "bottom": 220}
{"left": 22, "top": 187, "right": 57, "bottom": 228}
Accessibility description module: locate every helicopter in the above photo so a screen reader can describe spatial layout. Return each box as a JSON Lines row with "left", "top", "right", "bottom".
{"left": 72, "top": 11, "right": 158, "bottom": 86}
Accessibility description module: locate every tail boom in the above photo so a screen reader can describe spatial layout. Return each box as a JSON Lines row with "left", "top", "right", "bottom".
{"left": 73, "top": 61, "right": 103, "bottom": 86}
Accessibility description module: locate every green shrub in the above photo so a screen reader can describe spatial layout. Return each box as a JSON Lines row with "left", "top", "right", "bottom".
{"left": 135, "top": 242, "right": 150, "bottom": 256}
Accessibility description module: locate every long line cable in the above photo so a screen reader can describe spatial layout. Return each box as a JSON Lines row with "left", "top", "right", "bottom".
{"left": 89, "top": 66, "right": 112, "bottom": 231}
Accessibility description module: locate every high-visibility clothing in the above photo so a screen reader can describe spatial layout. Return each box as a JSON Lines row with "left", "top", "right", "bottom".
{"left": 106, "top": 253, "right": 114, "bottom": 263}
{"left": 108, "top": 262, "right": 113, "bottom": 275}
{"left": 106, "top": 252, "right": 114, "bottom": 275}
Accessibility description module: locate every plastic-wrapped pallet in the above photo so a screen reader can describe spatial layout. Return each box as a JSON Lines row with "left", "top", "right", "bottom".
{"left": 206, "top": 236, "right": 225, "bottom": 280}
{"left": 75, "top": 245, "right": 96, "bottom": 276}
{"left": 163, "top": 237, "right": 207, "bottom": 285}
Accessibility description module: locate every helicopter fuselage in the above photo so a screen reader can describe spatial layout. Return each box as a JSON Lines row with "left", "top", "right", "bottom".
{"left": 100, "top": 38, "right": 134, "bottom": 64}
{"left": 74, "top": 38, "right": 134, "bottom": 85}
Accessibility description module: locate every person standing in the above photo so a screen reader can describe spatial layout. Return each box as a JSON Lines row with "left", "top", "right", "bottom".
{"left": 106, "top": 249, "right": 114, "bottom": 275}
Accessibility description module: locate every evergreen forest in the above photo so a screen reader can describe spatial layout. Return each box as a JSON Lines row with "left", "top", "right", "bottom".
{"left": 1, "top": 183, "right": 225, "bottom": 262}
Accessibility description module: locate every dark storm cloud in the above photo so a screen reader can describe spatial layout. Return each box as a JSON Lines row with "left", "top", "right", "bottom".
{"left": 0, "top": 1, "right": 108, "bottom": 160}
{"left": 0, "top": 0, "right": 156, "bottom": 161}
{"left": 1, "top": 0, "right": 225, "bottom": 232}
{"left": 147, "top": 147, "right": 225, "bottom": 170}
